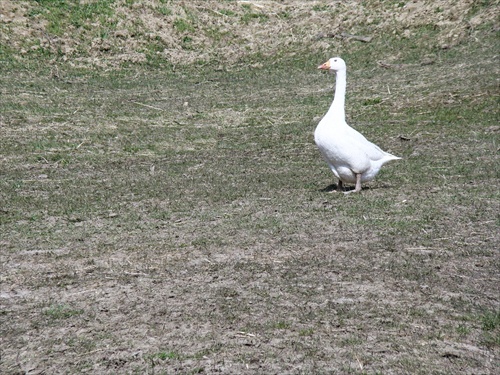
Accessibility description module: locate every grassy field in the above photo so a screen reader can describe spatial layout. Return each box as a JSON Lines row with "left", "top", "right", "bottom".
{"left": 1, "top": 1, "right": 499, "bottom": 374}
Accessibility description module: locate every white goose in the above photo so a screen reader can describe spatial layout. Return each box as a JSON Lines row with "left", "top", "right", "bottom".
{"left": 314, "top": 57, "right": 401, "bottom": 194}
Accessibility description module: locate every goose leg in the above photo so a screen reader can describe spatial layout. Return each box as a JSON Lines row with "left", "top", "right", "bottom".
{"left": 344, "top": 173, "right": 362, "bottom": 194}
{"left": 337, "top": 180, "right": 344, "bottom": 192}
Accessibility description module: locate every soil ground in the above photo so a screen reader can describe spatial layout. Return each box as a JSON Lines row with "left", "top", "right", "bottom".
{"left": 1, "top": 1, "right": 499, "bottom": 374}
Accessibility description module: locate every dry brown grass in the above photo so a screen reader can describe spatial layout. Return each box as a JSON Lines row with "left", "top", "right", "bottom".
{"left": 1, "top": 1, "right": 499, "bottom": 374}
{"left": 1, "top": 0, "right": 498, "bottom": 67}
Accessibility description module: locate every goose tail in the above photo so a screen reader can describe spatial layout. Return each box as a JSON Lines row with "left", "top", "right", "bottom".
{"left": 383, "top": 152, "right": 402, "bottom": 162}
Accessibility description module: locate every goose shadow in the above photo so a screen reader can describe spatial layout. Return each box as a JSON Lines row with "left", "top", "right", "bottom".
{"left": 319, "top": 183, "right": 372, "bottom": 193}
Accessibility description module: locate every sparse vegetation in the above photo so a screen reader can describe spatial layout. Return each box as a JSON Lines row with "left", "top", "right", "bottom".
{"left": 43, "top": 304, "right": 84, "bottom": 320}
{"left": 1, "top": 1, "right": 499, "bottom": 374}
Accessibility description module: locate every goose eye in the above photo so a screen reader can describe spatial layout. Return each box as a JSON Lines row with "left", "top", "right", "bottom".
{"left": 334, "top": 59, "right": 337, "bottom": 62}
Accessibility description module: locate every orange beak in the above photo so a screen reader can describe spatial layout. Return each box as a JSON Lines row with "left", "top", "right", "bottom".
{"left": 318, "top": 60, "right": 331, "bottom": 70}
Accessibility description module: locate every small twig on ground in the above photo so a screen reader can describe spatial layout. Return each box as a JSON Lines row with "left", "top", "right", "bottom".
{"left": 236, "top": 331, "right": 256, "bottom": 337}
{"left": 340, "top": 32, "right": 373, "bottom": 43}
{"left": 237, "top": 0, "right": 265, "bottom": 9}
{"left": 123, "top": 271, "right": 150, "bottom": 277}
{"left": 315, "top": 32, "right": 372, "bottom": 43}
{"left": 77, "top": 348, "right": 107, "bottom": 357}
{"left": 377, "top": 58, "right": 435, "bottom": 69}
{"left": 65, "top": 289, "right": 94, "bottom": 297}
{"left": 377, "top": 61, "right": 412, "bottom": 69}
{"left": 355, "top": 354, "right": 364, "bottom": 370}
{"left": 130, "top": 101, "right": 165, "bottom": 112}
{"left": 196, "top": 6, "right": 229, "bottom": 17}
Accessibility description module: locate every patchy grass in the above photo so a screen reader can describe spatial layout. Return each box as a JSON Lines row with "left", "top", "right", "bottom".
{"left": 1, "top": 3, "right": 499, "bottom": 374}
{"left": 2, "top": 0, "right": 498, "bottom": 67}
{"left": 43, "top": 304, "right": 84, "bottom": 320}
{"left": 29, "top": 0, "right": 116, "bottom": 35}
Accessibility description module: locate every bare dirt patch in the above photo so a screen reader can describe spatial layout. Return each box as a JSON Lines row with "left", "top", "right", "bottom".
{"left": 1, "top": 1, "right": 499, "bottom": 374}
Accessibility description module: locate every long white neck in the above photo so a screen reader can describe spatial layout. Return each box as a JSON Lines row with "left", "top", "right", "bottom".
{"left": 326, "top": 69, "right": 346, "bottom": 121}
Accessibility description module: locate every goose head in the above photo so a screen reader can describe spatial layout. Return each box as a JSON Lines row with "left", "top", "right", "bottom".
{"left": 318, "top": 57, "right": 346, "bottom": 72}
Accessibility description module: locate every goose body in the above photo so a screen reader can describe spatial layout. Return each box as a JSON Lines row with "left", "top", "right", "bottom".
{"left": 315, "top": 57, "right": 401, "bottom": 193}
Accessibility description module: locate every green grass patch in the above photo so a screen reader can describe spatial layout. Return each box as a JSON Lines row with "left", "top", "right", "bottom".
{"left": 173, "top": 18, "right": 194, "bottom": 33}
{"left": 31, "top": 0, "right": 116, "bottom": 35}
{"left": 43, "top": 304, "right": 84, "bottom": 320}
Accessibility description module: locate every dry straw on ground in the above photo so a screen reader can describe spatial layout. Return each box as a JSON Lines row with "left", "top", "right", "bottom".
{"left": 1, "top": 1, "right": 499, "bottom": 374}
{"left": 1, "top": 0, "right": 497, "bottom": 66}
